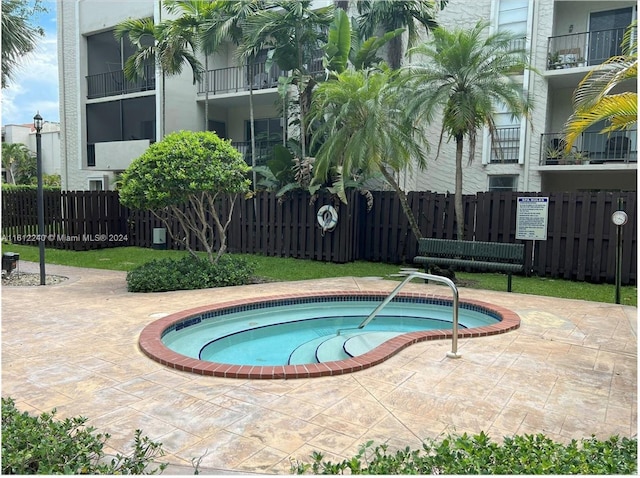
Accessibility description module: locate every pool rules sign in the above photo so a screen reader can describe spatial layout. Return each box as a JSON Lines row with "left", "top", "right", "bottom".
{"left": 516, "top": 197, "right": 549, "bottom": 241}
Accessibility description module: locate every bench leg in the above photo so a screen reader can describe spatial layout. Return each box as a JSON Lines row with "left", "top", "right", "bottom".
{"left": 507, "top": 273, "right": 512, "bottom": 292}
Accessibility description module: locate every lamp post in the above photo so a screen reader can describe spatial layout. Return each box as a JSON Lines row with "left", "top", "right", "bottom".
{"left": 34, "top": 112, "right": 46, "bottom": 285}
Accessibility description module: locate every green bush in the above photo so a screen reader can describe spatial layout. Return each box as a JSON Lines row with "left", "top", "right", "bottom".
{"left": 1, "top": 183, "right": 61, "bottom": 191}
{"left": 1, "top": 397, "right": 166, "bottom": 474}
{"left": 126, "top": 254, "right": 255, "bottom": 292}
{"left": 291, "top": 432, "right": 638, "bottom": 475}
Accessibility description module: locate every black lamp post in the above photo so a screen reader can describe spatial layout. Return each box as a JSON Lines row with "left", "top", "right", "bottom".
{"left": 34, "top": 112, "right": 46, "bottom": 285}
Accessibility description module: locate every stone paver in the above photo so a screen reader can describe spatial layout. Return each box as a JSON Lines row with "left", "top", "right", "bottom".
{"left": 2, "top": 262, "right": 636, "bottom": 474}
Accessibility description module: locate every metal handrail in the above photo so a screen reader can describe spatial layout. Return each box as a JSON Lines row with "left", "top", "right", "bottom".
{"left": 356, "top": 271, "right": 462, "bottom": 358}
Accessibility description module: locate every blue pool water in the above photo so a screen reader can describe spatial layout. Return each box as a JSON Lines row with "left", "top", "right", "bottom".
{"left": 162, "top": 299, "right": 499, "bottom": 366}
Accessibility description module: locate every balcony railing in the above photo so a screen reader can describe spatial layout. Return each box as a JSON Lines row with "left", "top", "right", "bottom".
{"left": 232, "top": 140, "right": 282, "bottom": 167}
{"left": 87, "top": 65, "right": 155, "bottom": 99}
{"left": 198, "top": 59, "right": 325, "bottom": 95}
{"left": 547, "top": 27, "right": 631, "bottom": 70}
{"left": 540, "top": 130, "right": 637, "bottom": 166}
{"left": 490, "top": 126, "right": 521, "bottom": 164}
{"left": 198, "top": 62, "right": 283, "bottom": 95}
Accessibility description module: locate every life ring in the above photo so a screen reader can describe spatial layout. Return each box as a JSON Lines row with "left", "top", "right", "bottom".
{"left": 317, "top": 205, "right": 338, "bottom": 233}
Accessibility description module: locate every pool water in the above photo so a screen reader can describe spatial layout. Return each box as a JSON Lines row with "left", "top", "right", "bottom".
{"left": 162, "top": 299, "right": 499, "bottom": 366}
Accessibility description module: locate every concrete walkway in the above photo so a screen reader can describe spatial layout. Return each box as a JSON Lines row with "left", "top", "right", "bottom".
{"left": 2, "top": 262, "right": 636, "bottom": 474}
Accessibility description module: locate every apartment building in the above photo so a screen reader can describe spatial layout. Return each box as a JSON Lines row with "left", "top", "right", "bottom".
{"left": 2, "top": 122, "right": 61, "bottom": 180}
{"left": 57, "top": 0, "right": 637, "bottom": 192}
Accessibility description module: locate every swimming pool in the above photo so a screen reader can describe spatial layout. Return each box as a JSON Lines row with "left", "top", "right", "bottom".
{"left": 139, "top": 291, "right": 520, "bottom": 379}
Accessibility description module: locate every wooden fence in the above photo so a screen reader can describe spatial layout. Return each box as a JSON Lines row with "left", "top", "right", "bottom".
{"left": 2, "top": 189, "right": 636, "bottom": 285}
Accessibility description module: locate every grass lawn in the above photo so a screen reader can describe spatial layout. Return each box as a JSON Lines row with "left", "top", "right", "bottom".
{"left": 2, "top": 243, "right": 636, "bottom": 306}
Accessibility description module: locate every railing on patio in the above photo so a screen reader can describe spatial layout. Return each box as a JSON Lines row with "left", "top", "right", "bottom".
{"left": 87, "top": 65, "right": 155, "bottom": 99}
{"left": 198, "top": 62, "right": 284, "bottom": 95}
{"left": 490, "top": 126, "right": 521, "bottom": 164}
{"left": 540, "top": 130, "right": 637, "bottom": 165}
{"left": 547, "top": 27, "right": 632, "bottom": 70}
{"left": 198, "top": 57, "right": 325, "bottom": 95}
{"left": 232, "top": 140, "right": 282, "bottom": 167}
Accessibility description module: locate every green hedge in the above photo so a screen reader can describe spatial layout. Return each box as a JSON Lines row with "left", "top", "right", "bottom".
{"left": 2, "top": 183, "right": 60, "bottom": 192}
{"left": 126, "top": 254, "right": 255, "bottom": 292}
{"left": 292, "top": 433, "right": 638, "bottom": 475}
{"left": 1, "top": 397, "right": 166, "bottom": 474}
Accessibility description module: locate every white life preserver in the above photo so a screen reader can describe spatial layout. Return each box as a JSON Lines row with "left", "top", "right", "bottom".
{"left": 317, "top": 205, "right": 338, "bottom": 233}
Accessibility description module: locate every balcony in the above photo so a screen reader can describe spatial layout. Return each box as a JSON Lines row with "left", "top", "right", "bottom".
{"left": 547, "top": 27, "right": 629, "bottom": 71}
{"left": 198, "top": 59, "right": 325, "bottom": 96}
{"left": 87, "top": 65, "right": 155, "bottom": 99}
{"left": 198, "top": 62, "right": 283, "bottom": 95}
{"left": 540, "top": 130, "right": 637, "bottom": 166}
{"left": 490, "top": 126, "right": 521, "bottom": 164}
{"left": 232, "top": 140, "right": 282, "bottom": 167}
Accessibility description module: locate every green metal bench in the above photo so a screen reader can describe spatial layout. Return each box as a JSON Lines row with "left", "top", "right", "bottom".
{"left": 414, "top": 238, "right": 525, "bottom": 292}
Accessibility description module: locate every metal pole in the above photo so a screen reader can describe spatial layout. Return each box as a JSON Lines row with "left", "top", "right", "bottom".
{"left": 615, "top": 223, "right": 622, "bottom": 304}
{"left": 36, "top": 121, "right": 46, "bottom": 285}
{"left": 615, "top": 197, "right": 624, "bottom": 305}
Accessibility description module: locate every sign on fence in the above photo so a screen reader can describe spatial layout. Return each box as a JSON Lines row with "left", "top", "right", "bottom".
{"left": 516, "top": 197, "right": 549, "bottom": 240}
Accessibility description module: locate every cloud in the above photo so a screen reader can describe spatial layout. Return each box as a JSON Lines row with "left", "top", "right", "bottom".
{"left": 2, "top": 7, "right": 59, "bottom": 126}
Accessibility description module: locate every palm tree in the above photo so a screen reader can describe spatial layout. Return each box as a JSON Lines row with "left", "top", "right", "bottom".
{"left": 356, "top": 0, "right": 445, "bottom": 69}
{"left": 163, "top": 0, "right": 219, "bottom": 132}
{"left": 203, "top": 0, "right": 267, "bottom": 188}
{"left": 1, "top": 0, "right": 46, "bottom": 88}
{"left": 239, "top": 0, "right": 335, "bottom": 161}
{"left": 310, "top": 67, "right": 427, "bottom": 241}
{"left": 2, "top": 143, "right": 35, "bottom": 185}
{"left": 563, "top": 21, "right": 637, "bottom": 151}
{"left": 401, "top": 20, "right": 532, "bottom": 240}
{"left": 115, "top": 0, "right": 217, "bottom": 133}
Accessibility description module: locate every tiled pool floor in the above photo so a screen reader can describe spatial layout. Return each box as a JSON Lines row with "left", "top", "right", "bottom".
{"left": 2, "top": 262, "right": 636, "bottom": 474}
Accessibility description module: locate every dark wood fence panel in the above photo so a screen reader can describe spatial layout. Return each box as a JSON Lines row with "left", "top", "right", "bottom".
{"left": 1, "top": 189, "right": 636, "bottom": 284}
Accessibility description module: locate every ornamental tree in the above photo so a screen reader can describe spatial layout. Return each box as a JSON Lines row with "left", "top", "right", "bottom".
{"left": 119, "top": 130, "right": 250, "bottom": 263}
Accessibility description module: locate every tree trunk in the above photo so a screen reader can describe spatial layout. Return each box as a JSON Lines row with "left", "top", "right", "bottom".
{"left": 204, "top": 56, "right": 209, "bottom": 131}
{"left": 454, "top": 136, "right": 465, "bottom": 240}
{"left": 388, "top": 35, "right": 403, "bottom": 69}
{"left": 249, "top": 61, "right": 257, "bottom": 190}
{"left": 379, "top": 166, "right": 423, "bottom": 241}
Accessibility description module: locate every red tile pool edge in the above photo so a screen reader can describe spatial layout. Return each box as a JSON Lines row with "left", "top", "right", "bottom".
{"left": 138, "top": 290, "right": 521, "bottom": 379}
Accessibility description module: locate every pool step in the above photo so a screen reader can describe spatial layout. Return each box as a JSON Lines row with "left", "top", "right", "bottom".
{"left": 288, "top": 336, "right": 329, "bottom": 365}
{"left": 315, "top": 335, "right": 352, "bottom": 362}
{"left": 343, "top": 331, "right": 403, "bottom": 357}
{"left": 289, "top": 331, "right": 403, "bottom": 365}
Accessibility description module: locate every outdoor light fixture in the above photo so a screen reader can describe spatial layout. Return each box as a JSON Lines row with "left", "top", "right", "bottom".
{"left": 34, "top": 111, "right": 46, "bottom": 285}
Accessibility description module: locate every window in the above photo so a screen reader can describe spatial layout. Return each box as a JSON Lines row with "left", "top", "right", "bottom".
{"left": 86, "top": 27, "right": 155, "bottom": 98}
{"left": 489, "top": 175, "right": 518, "bottom": 191}
{"left": 86, "top": 97, "right": 155, "bottom": 167}
{"left": 246, "top": 118, "right": 283, "bottom": 143}
{"left": 88, "top": 178, "right": 105, "bottom": 191}
{"left": 208, "top": 120, "right": 226, "bottom": 138}
{"left": 589, "top": 7, "right": 634, "bottom": 65}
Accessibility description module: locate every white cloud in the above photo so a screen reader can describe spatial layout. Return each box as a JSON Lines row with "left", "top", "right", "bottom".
{"left": 2, "top": 15, "right": 59, "bottom": 126}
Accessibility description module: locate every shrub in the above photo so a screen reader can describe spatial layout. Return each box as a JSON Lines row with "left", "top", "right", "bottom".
{"left": 1, "top": 183, "right": 60, "bottom": 192}
{"left": 1, "top": 397, "right": 167, "bottom": 474}
{"left": 291, "top": 432, "right": 638, "bottom": 475}
{"left": 126, "top": 254, "right": 255, "bottom": 292}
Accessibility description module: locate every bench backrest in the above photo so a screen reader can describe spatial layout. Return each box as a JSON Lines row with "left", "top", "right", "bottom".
{"left": 418, "top": 238, "right": 524, "bottom": 263}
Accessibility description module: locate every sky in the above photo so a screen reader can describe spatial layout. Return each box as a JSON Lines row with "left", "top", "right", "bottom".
{"left": 1, "top": 0, "right": 59, "bottom": 126}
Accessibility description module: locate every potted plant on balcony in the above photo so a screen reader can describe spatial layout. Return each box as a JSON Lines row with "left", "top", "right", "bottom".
{"left": 567, "top": 149, "right": 589, "bottom": 164}
{"left": 544, "top": 145, "right": 563, "bottom": 164}
{"left": 547, "top": 51, "right": 561, "bottom": 69}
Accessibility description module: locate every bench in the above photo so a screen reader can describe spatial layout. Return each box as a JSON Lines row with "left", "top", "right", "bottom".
{"left": 413, "top": 238, "right": 525, "bottom": 292}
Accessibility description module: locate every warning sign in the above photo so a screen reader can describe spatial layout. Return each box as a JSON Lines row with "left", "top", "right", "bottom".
{"left": 516, "top": 197, "right": 549, "bottom": 240}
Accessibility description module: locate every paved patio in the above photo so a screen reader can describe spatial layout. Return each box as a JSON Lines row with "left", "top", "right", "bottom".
{"left": 2, "top": 262, "right": 637, "bottom": 474}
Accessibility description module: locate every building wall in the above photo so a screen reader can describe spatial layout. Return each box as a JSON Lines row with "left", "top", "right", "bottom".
{"left": 59, "top": 0, "right": 157, "bottom": 190}
{"left": 2, "top": 123, "right": 61, "bottom": 177}
{"left": 58, "top": 0, "right": 635, "bottom": 192}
